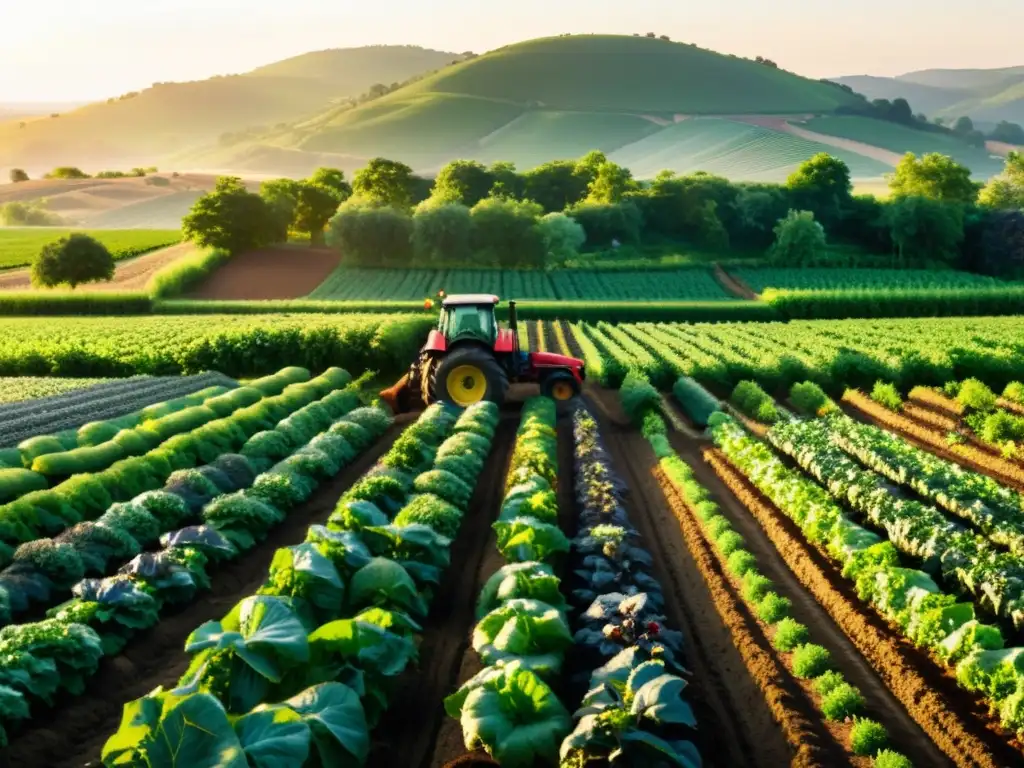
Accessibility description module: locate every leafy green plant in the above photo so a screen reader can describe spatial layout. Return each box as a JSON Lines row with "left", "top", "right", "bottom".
{"left": 742, "top": 571, "right": 775, "bottom": 604}
{"left": 821, "top": 682, "right": 865, "bottom": 721}
{"left": 874, "top": 749, "right": 914, "bottom": 768}
{"left": 870, "top": 381, "right": 902, "bottom": 411}
{"left": 493, "top": 517, "right": 570, "bottom": 563}
{"left": 790, "top": 381, "right": 837, "bottom": 416}
{"left": 476, "top": 561, "right": 566, "bottom": 618}
{"left": 813, "top": 669, "right": 846, "bottom": 697}
{"left": 791, "top": 644, "right": 833, "bottom": 679}
{"left": 772, "top": 618, "right": 810, "bottom": 651}
{"left": 850, "top": 717, "right": 889, "bottom": 756}
{"left": 412, "top": 469, "right": 473, "bottom": 510}
{"left": 443, "top": 662, "right": 571, "bottom": 767}
{"left": 259, "top": 543, "right": 345, "bottom": 624}
{"left": 731, "top": 380, "right": 779, "bottom": 423}
{"left": 392, "top": 493, "right": 463, "bottom": 538}
{"left": 756, "top": 592, "right": 791, "bottom": 624}
{"left": 726, "top": 549, "right": 758, "bottom": 577}
{"left": 348, "top": 557, "right": 428, "bottom": 618}
{"left": 957, "top": 378, "right": 997, "bottom": 413}
{"left": 472, "top": 599, "right": 572, "bottom": 676}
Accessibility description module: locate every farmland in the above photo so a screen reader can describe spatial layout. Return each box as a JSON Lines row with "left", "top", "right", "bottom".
{"left": 731, "top": 267, "right": 1010, "bottom": 294}
{"left": 308, "top": 265, "right": 736, "bottom": 301}
{"left": 0, "top": 228, "right": 181, "bottom": 269}
{"left": 3, "top": 309, "right": 1024, "bottom": 768}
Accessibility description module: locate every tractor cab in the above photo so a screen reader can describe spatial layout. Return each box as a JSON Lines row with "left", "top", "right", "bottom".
{"left": 380, "top": 294, "right": 585, "bottom": 411}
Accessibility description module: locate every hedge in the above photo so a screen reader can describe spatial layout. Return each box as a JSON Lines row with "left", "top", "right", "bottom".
{"left": 765, "top": 286, "right": 1024, "bottom": 320}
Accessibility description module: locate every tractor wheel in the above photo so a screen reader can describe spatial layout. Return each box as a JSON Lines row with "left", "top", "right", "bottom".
{"left": 541, "top": 372, "right": 580, "bottom": 411}
{"left": 430, "top": 346, "right": 509, "bottom": 408}
{"left": 418, "top": 355, "right": 437, "bottom": 407}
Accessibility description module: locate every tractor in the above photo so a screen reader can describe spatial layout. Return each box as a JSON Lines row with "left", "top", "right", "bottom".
{"left": 379, "top": 294, "right": 585, "bottom": 411}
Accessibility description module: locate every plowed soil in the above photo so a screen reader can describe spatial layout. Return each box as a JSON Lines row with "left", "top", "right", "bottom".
{"left": 2, "top": 420, "right": 408, "bottom": 768}
{"left": 187, "top": 245, "right": 340, "bottom": 300}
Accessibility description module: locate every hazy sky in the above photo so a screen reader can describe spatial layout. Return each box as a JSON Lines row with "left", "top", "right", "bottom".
{"left": 1, "top": 0, "right": 1021, "bottom": 102}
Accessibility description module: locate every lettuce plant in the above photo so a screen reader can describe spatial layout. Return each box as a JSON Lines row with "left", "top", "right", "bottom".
{"left": 493, "top": 516, "right": 570, "bottom": 563}
{"left": 472, "top": 599, "right": 573, "bottom": 676}
{"left": 476, "top": 561, "right": 567, "bottom": 618}
{"left": 260, "top": 543, "right": 346, "bottom": 625}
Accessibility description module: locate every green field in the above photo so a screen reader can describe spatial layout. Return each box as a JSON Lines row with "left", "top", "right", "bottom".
{"left": 802, "top": 116, "right": 1005, "bottom": 176}
{"left": 608, "top": 118, "right": 891, "bottom": 180}
{"left": 85, "top": 192, "right": 204, "bottom": 229}
{"left": 731, "top": 267, "right": 1008, "bottom": 294}
{"left": 0, "top": 376, "right": 109, "bottom": 404}
{"left": 0, "top": 228, "right": 181, "bottom": 269}
{"left": 307, "top": 266, "right": 736, "bottom": 301}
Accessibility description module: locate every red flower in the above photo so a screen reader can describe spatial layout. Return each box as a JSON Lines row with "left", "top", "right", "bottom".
{"left": 423, "top": 298, "right": 434, "bottom": 310}
{"left": 646, "top": 621, "right": 661, "bottom": 635}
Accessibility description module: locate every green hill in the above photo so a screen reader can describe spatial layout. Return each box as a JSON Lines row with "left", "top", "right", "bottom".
{"left": 830, "top": 75, "right": 968, "bottom": 116}
{"left": 941, "top": 80, "right": 1024, "bottom": 125}
{"left": 0, "top": 46, "right": 457, "bottom": 174}
{"left": 897, "top": 66, "right": 1024, "bottom": 91}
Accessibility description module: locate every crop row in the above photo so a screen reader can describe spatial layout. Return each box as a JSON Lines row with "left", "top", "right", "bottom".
{"left": 0, "top": 228, "right": 181, "bottom": 270}
{"left": 0, "top": 376, "right": 111, "bottom": 407}
{"left": 0, "top": 382, "right": 393, "bottom": 747}
{"left": 731, "top": 267, "right": 1008, "bottom": 295}
{"left": 0, "top": 313, "right": 435, "bottom": 378}
{"left": 0, "top": 368, "right": 362, "bottom": 627}
{"left": 709, "top": 413, "right": 1024, "bottom": 739}
{"left": 100, "top": 400, "right": 499, "bottom": 766}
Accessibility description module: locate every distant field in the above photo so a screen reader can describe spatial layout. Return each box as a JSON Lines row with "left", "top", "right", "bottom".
{"left": 85, "top": 191, "right": 204, "bottom": 229}
{"left": 0, "top": 376, "right": 109, "bottom": 405}
{"left": 609, "top": 118, "right": 891, "bottom": 181}
{"left": 801, "top": 116, "right": 1006, "bottom": 177}
{"left": 308, "top": 266, "right": 736, "bottom": 301}
{"left": 0, "top": 228, "right": 181, "bottom": 269}
{"left": 731, "top": 267, "right": 1008, "bottom": 294}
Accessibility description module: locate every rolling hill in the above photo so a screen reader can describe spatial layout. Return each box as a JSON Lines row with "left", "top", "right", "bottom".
{"left": 0, "top": 46, "right": 457, "bottom": 176}
{"left": 832, "top": 66, "right": 1024, "bottom": 125}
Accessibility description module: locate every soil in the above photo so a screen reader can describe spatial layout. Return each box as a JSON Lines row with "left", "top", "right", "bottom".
{"left": 1, "top": 420, "right": 409, "bottom": 768}
{"left": 525, "top": 320, "right": 542, "bottom": 353}
{"left": 186, "top": 245, "right": 340, "bottom": 300}
{"left": 371, "top": 416, "right": 517, "bottom": 768}
{"left": 0, "top": 242, "right": 194, "bottom": 292}
{"left": 714, "top": 264, "right": 758, "bottom": 300}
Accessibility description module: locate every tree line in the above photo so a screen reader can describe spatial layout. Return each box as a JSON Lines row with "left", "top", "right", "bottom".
{"left": 178, "top": 148, "right": 1024, "bottom": 278}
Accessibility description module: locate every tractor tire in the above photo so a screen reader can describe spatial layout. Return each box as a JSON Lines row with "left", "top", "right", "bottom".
{"left": 418, "top": 354, "right": 437, "bottom": 407}
{"left": 429, "top": 346, "right": 509, "bottom": 408}
{"left": 541, "top": 372, "right": 580, "bottom": 412}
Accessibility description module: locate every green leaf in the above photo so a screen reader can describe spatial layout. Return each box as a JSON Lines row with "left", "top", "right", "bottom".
{"left": 349, "top": 557, "right": 428, "bottom": 617}
{"left": 476, "top": 561, "right": 566, "bottom": 618}
{"left": 492, "top": 516, "right": 570, "bottom": 563}
{"left": 631, "top": 673, "right": 696, "bottom": 727}
{"left": 472, "top": 599, "right": 572, "bottom": 676}
{"left": 620, "top": 730, "right": 700, "bottom": 767}
{"left": 145, "top": 692, "right": 246, "bottom": 768}
{"left": 102, "top": 687, "right": 165, "bottom": 765}
{"left": 233, "top": 706, "right": 310, "bottom": 768}
{"left": 285, "top": 682, "right": 370, "bottom": 765}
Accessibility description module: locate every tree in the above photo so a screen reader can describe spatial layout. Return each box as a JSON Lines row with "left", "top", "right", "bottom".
{"left": 43, "top": 167, "right": 89, "bottom": 180}
{"left": 769, "top": 210, "right": 827, "bottom": 266}
{"left": 886, "top": 195, "right": 965, "bottom": 266}
{"left": 537, "top": 213, "right": 585, "bottom": 267}
{"left": 0, "top": 201, "right": 65, "bottom": 226}
{"left": 182, "top": 176, "right": 277, "bottom": 254}
{"left": 308, "top": 167, "right": 352, "bottom": 202}
{"left": 470, "top": 197, "right": 545, "bottom": 268}
{"left": 566, "top": 201, "right": 642, "bottom": 246}
{"left": 786, "top": 153, "right": 851, "bottom": 225}
{"left": 586, "top": 161, "right": 638, "bottom": 204}
{"left": 327, "top": 202, "right": 413, "bottom": 267}
{"left": 978, "top": 151, "right": 1024, "bottom": 211}
{"left": 953, "top": 116, "right": 975, "bottom": 135}
{"left": 889, "top": 98, "right": 914, "bottom": 125}
{"left": 259, "top": 178, "right": 301, "bottom": 242}
{"left": 431, "top": 160, "right": 494, "bottom": 206}
{"left": 975, "top": 210, "right": 1024, "bottom": 279}
{"left": 990, "top": 122, "right": 1024, "bottom": 145}
{"left": 488, "top": 161, "right": 524, "bottom": 199}
{"left": 293, "top": 183, "right": 344, "bottom": 245}
{"left": 523, "top": 160, "right": 590, "bottom": 213}
{"left": 30, "top": 234, "right": 115, "bottom": 289}
{"left": 734, "top": 186, "right": 790, "bottom": 248}
{"left": 632, "top": 171, "right": 736, "bottom": 247}
{"left": 411, "top": 201, "right": 473, "bottom": 265}
{"left": 9, "top": 169, "right": 28, "bottom": 183}
{"left": 888, "top": 152, "right": 980, "bottom": 205}
{"left": 351, "top": 158, "right": 416, "bottom": 210}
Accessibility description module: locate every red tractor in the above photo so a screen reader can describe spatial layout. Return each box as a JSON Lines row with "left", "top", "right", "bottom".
{"left": 380, "top": 294, "right": 585, "bottom": 411}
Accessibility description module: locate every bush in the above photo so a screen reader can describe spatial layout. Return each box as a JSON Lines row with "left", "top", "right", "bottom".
{"left": 567, "top": 200, "right": 642, "bottom": 246}
{"left": 45, "top": 167, "right": 89, "bottom": 179}
{"left": 792, "top": 643, "right": 833, "bottom": 678}
{"left": 1004, "top": 381, "right": 1024, "bottom": 405}
{"left": 470, "top": 197, "right": 545, "bottom": 268}
{"left": 0, "top": 201, "right": 65, "bottom": 226}
{"left": 148, "top": 248, "right": 230, "bottom": 299}
{"left": 620, "top": 371, "right": 661, "bottom": 427}
{"left": 411, "top": 201, "right": 473, "bottom": 265}
{"left": 850, "top": 718, "right": 889, "bottom": 756}
{"left": 790, "top": 381, "right": 836, "bottom": 416}
{"left": 813, "top": 669, "right": 846, "bottom": 697}
{"left": 726, "top": 549, "right": 758, "bottom": 577}
{"left": 873, "top": 750, "right": 914, "bottom": 768}
{"left": 742, "top": 571, "right": 774, "bottom": 604}
{"left": 756, "top": 592, "right": 791, "bottom": 623}
{"left": 327, "top": 202, "right": 413, "bottom": 267}
{"left": 821, "top": 682, "right": 865, "bottom": 721}
{"left": 731, "top": 380, "right": 779, "bottom": 423}
{"left": 537, "top": 212, "right": 586, "bottom": 267}
{"left": 957, "top": 377, "right": 997, "bottom": 413}
{"left": 772, "top": 618, "right": 809, "bottom": 651}
{"left": 31, "top": 234, "right": 115, "bottom": 289}
{"left": 9, "top": 169, "right": 28, "bottom": 183}
{"left": 870, "top": 381, "right": 902, "bottom": 411}
{"left": 716, "top": 530, "right": 745, "bottom": 556}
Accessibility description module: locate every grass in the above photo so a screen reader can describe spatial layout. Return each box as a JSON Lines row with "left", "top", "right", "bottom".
{"left": 608, "top": 118, "right": 890, "bottom": 181}
{"left": 733, "top": 267, "right": 1007, "bottom": 293}
{"left": 0, "top": 228, "right": 181, "bottom": 269}
{"left": 802, "top": 116, "right": 1005, "bottom": 177}
{"left": 307, "top": 266, "right": 737, "bottom": 301}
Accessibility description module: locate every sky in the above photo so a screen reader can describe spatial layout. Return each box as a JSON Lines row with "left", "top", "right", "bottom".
{"left": 1, "top": 0, "right": 1021, "bottom": 102}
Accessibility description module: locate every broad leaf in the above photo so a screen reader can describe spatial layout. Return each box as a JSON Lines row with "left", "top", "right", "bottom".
{"left": 233, "top": 706, "right": 310, "bottom": 768}
{"left": 285, "top": 682, "right": 370, "bottom": 765}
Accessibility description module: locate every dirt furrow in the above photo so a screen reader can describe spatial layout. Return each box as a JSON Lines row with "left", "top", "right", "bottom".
{"left": 704, "top": 447, "right": 1021, "bottom": 768}
{"left": 591, "top": 399, "right": 805, "bottom": 768}
{"left": 667, "top": 432, "right": 953, "bottom": 768}
{"left": 373, "top": 418, "right": 516, "bottom": 768}
{"left": 3, "top": 421, "right": 408, "bottom": 768}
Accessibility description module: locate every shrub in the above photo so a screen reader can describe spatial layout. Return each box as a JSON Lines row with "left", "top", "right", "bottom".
{"left": 821, "top": 682, "right": 865, "bottom": 721}
{"left": 957, "top": 377, "right": 997, "bottom": 413}
{"left": 791, "top": 643, "right": 833, "bottom": 678}
{"left": 673, "top": 377, "right": 721, "bottom": 427}
{"left": 31, "top": 234, "right": 115, "bottom": 289}
{"left": 731, "top": 380, "right": 779, "bottom": 423}
{"left": 813, "top": 670, "right": 846, "bottom": 697}
{"left": 756, "top": 592, "right": 791, "bottom": 624}
{"left": 772, "top": 618, "right": 809, "bottom": 651}
{"left": 870, "top": 381, "right": 902, "bottom": 411}
{"left": 873, "top": 750, "right": 914, "bottom": 768}
{"left": 327, "top": 202, "right": 414, "bottom": 267}
{"left": 790, "top": 381, "right": 836, "bottom": 416}
{"left": 537, "top": 212, "right": 585, "bottom": 267}
{"left": 411, "top": 201, "right": 473, "bottom": 265}
{"left": 769, "top": 210, "right": 827, "bottom": 266}
{"left": 742, "top": 571, "right": 774, "bottom": 604}
{"left": 1003, "top": 381, "right": 1024, "bottom": 405}
{"left": 620, "top": 371, "right": 661, "bottom": 427}
{"left": 726, "top": 549, "right": 758, "bottom": 577}
{"left": 470, "top": 197, "right": 545, "bottom": 269}
{"left": 850, "top": 718, "right": 889, "bottom": 756}
{"left": 716, "top": 530, "right": 745, "bottom": 556}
